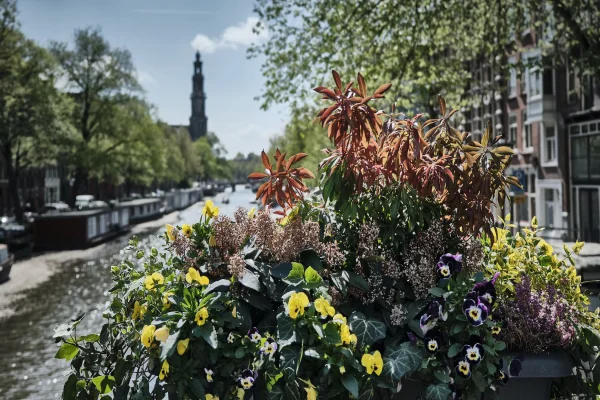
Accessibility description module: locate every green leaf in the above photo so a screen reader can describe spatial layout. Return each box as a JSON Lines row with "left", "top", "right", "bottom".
{"left": 239, "top": 271, "right": 262, "bottom": 291}
{"left": 78, "top": 333, "right": 100, "bottom": 343}
{"left": 189, "top": 378, "right": 205, "bottom": 399}
{"left": 425, "top": 383, "right": 451, "bottom": 400}
{"left": 474, "top": 272, "right": 485, "bottom": 282}
{"left": 428, "top": 287, "right": 445, "bottom": 297}
{"left": 55, "top": 342, "right": 79, "bottom": 361}
{"left": 341, "top": 374, "right": 359, "bottom": 398}
{"left": 349, "top": 312, "right": 386, "bottom": 345}
{"left": 62, "top": 374, "right": 78, "bottom": 400}
{"left": 277, "top": 312, "right": 297, "bottom": 347}
{"left": 304, "top": 266, "right": 323, "bottom": 288}
{"left": 160, "top": 330, "right": 180, "bottom": 360}
{"left": 304, "top": 348, "right": 322, "bottom": 359}
{"left": 300, "top": 249, "right": 323, "bottom": 271}
{"left": 284, "top": 262, "right": 304, "bottom": 284}
{"left": 91, "top": 375, "right": 116, "bottom": 395}
{"left": 322, "top": 322, "right": 342, "bottom": 346}
{"left": 447, "top": 343, "right": 462, "bottom": 358}
{"left": 472, "top": 371, "right": 486, "bottom": 392}
{"left": 235, "top": 347, "right": 246, "bottom": 359}
{"left": 268, "top": 384, "right": 285, "bottom": 400}
{"left": 284, "top": 381, "right": 302, "bottom": 400}
{"left": 344, "top": 271, "right": 369, "bottom": 291}
{"left": 312, "top": 322, "right": 324, "bottom": 338}
{"left": 199, "top": 324, "right": 218, "bottom": 349}
{"left": 204, "top": 279, "right": 230, "bottom": 294}
{"left": 280, "top": 344, "right": 300, "bottom": 377}
{"left": 330, "top": 272, "right": 348, "bottom": 295}
{"left": 434, "top": 370, "right": 450, "bottom": 383}
{"left": 271, "top": 262, "right": 293, "bottom": 279}
{"left": 495, "top": 341, "right": 506, "bottom": 351}
{"left": 382, "top": 342, "right": 424, "bottom": 381}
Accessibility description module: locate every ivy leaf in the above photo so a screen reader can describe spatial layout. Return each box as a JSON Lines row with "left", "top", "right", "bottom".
{"left": 300, "top": 248, "right": 323, "bottom": 271}
{"left": 304, "top": 348, "right": 322, "bottom": 359}
{"left": 349, "top": 312, "right": 386, "bottom": 345}
{"left": 189, "top": 378, "right": 205, "bottom": 399}
{"left": 78, "top": 334, "right": 100, "bottom": 343}
{"left": 428, "top": 287, "right": 445, "bottom": 297}
{"left": 322, "top": 322, "right": 342, "bottom": 346}
{"left": 330, "top": 271, "right": 348, "bottom": 295}
{"left": 91, "top": 375, "right": 116, "bottom": 395}
{"left": 239, "top": 271, "right": 263, "bottom": 292}
{"left": 268, "top": 384, "right": 285, "bottom": 400}
{"left": 271, "top": 262, "right": 293, "bottom": 279}
{"left": 284, "top": 262, "right": 304, "bottom": 284}
{"left": 284, "top": 381, "right": 302, "bottom": 400}
{"left": 433, "top": 370, "right": 450, "bottom": 383}
{"left": 344, "top": 271, "right": 369, "bottom": 291}
{"left": 447, "top": 343, "right": 462, "bottom": 358}
{"left": 280, "top": 344, "right": 300, "bottom": 378}
{"left": 304, "top": 266, "right": 323, "bottom": 288}
{"left": 204, "top": 279, "right": 230, "bottom": 294}
{"left": 341, "top": 374, "right": 360, "bottom": 398}
{"left": 277, "top": 312, "right": 297, "bottom": 347}
{"left": 198, "top": 323, "right": 218, "bottom": 349}
{"left": 382, "top": 342, "right": 424, "bottom": 381}
{"left": 55, "top": 342, "right": 79, "bottom": 361}
{"left": 425, "top": 383, "right": 451, "bottom": 400}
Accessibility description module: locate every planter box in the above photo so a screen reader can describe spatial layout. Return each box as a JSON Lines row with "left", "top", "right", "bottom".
{"left": 492, "top": 351, "right": 573, "bottom": 400}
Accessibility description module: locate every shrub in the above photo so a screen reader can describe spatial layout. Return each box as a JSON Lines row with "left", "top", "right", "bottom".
{"left": 54, "top": 71, "right": 597, "bottom": 399}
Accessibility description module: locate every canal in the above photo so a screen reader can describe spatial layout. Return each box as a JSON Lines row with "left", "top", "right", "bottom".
{"left": 0, "top": 186, "right": 256, "bottom": 399}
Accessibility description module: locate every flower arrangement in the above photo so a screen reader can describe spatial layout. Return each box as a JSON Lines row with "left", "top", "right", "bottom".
{"left": 55, "top": 72, "right": 599, "bottom": 399}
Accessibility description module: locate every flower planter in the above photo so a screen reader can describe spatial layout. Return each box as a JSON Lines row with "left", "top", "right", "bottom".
{"left": 490, "top": 351, "right": 573, "bottom": 400}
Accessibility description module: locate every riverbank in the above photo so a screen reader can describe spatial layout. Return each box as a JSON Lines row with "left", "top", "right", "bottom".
{"left": 0, "top": 203, "right": 202, "bottom": 320}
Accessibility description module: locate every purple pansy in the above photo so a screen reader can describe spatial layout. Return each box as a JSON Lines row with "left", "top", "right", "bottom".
{"left": 420, "top": 298, "right": 447, "bottom": 334}
{"left": 455, "top": 359, "right": 472, "bottom": 379}
{"left": 472, "top": 273, "right": 499, "bottom": 308}
{"left": 436, "top": 253, "right": 463, "bottom": 278}
{"left": 423, "top": 329, "right": 443, "bottom": 354}
{"left": 248, "top": 327, "right": 262, "bottom": 343}
{"left": 462, "top": 292, "right": 489, "bottom": 326}
{"left": 204, "top": 365, "right": 214, "bottom": 382}
{"left": 237, "top": 369, "right": 257, "bottom": 389}
{"left": 461, "top": 335, "right": 484, "bottom": 364}
{"left": 495, "top": 357, "right": 523, "bottom": 386}
{"left": 260, "top": 337, "right": 278, "bottom": 356}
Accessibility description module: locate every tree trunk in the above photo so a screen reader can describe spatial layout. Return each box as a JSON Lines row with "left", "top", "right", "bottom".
{"left": 71, "top": 167, "right": 88, "bottom": 206}
{"left": 3, "top": 144, "right": 23, "bottom": 222}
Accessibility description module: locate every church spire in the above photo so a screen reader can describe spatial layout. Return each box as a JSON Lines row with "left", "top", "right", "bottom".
{"left": 189, "top": 51, "right": 207, "bottom": 141}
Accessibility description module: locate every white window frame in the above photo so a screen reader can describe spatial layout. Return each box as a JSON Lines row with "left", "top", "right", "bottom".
{"left": 508, "top": 113, "right": 518, "bottom": 147}
{"left": 541, "top": 120, "right": 558, "bottom": 166}
{"left": 527, "top": 65, "right": 542, "bottom": 99}
{"left": 508, "top": 57, "right": 517, "bottom": 97}
{"left": 536, "top": 179, "right": 563, "bottom": 230}
{"left": 522, "top": 110, "right": 533, "bottom": 152}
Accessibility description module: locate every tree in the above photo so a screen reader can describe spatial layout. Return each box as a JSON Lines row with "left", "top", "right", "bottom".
{"left": 0, "top": 0, "right": 75, "bottom": 220}
{"left": 251, "top": 0, "right": 600, "bottom": 114}
{"left": 50, "top": 27, "right": 140, "bottom": 202}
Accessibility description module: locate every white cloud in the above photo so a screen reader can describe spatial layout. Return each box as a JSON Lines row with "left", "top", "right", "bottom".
{"left": 136, "top": 70, "right": 156, "bottom": 86}
{"left": 190, "top": 16, "right": 268, "bottom": 54}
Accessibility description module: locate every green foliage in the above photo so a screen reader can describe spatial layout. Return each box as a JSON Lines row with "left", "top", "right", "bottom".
{"left": 251, "top": 0, "right": 600, "bottom": 113}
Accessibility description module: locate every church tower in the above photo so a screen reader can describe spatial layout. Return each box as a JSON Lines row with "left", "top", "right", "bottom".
{"left": 189, "top": 51, "right": 207, "bottom": 141}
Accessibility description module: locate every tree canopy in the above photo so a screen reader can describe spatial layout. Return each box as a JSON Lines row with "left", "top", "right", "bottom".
{"left": 251, "top": 0, "right": 600, "bottom": 113}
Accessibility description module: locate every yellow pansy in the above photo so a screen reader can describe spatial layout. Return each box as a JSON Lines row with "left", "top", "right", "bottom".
{"left": 141, "top": 325, "right": 156, "bottom": 348}
{"left": 145, "top": 272, "right": 164, "bottom": 290}
{"left": 155, "top": 326, "right": 169, "bottom": 342}
{"left": 333, "top": 313, "right": 347, "bottom": 324}
{"left": 232, "top": 306, "right": 237, "bottom": 318}
{"left": 166, "top": 224, "right": 177, "bottom": 241}
{"left": 288, "top": 292, "right": 310, "bottom": 319}
{"left": 247, "top": 207, "right": 256, "bottom": 218}
{"left": 339, "top": 366, "right": 346, "bottom": 374}
{"left": 159, "top": 360, "right": 169, "bottom": 380}
{"left": 314, "top": 297, "right": 335, "bottom": 318}
{"left": 182, "top": 224, "right": 193, "bottom": 237}
{"left": 132, "top": 301, "right": 142, "bottom": 320}
{"left": 163, "top": 292, "right": 174, "bottom": 309}
{"left": 206, "top": 395, "right": 219, "bottom": 400}
{"left": 202, "top": 200, "right": 219, "bottom": 218}
{"left": 186, "top": 267, "right": 209, "bottom": 285}
{"left": 177, "top": 338, "right": 190, "bottom": 355}
{"left": 195, "top": 307, "right": 209, "bottom": 326}
{"left": 209, "top": 234, "right": 216, "bottom": 247}
{"left": 361, "top": 351, "right": 383, "bottom": 376}
{"left": 340, "top": 323, "right": 357, "bottom": 345}
{"left": 300, "top": 379, "right": 318, "bottom": 400}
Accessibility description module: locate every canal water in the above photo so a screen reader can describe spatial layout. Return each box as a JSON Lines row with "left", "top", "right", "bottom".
{"left": 0, "top": 186, "right": 256, "bottom": 400}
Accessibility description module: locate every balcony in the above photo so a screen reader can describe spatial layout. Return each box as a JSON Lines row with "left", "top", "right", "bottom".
{"left": 527, "top": 94, "right": 555, "bottom": 121}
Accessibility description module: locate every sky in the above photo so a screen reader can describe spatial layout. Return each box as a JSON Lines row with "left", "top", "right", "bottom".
{"left": 17, "top": 0, "right": 289, "bottom": 157}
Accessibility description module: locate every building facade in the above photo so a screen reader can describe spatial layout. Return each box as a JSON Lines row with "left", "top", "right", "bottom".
{"left": 463, "top": 28, "right": 600, "bottom": 242}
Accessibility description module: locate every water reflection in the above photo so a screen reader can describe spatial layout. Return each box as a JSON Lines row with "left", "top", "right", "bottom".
{"left": 0, "top": 186, "right": 256, "bottom": 399}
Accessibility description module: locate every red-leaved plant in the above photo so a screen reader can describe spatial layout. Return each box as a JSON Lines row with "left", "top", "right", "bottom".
{"left": 250, "top": 71, "right": 519, "bottom": 237}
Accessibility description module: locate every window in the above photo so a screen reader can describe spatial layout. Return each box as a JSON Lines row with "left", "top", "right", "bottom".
{"left": 544, "top": 189, "right": 556, "bottom": 228}
{"left": 572, "top": 136, "right": 589, "bottom": 179}
{"left": 509, "top": 114, "right": 517, "bottom": 145}
{"left": 509, "top": 68, "right": 517, "bottom": 97}
{"left": 519, "top": 72, "right": 526, "bottom": 94}
{"left": 527, "top": 66, "right": 542, "bottom": 98}
{"left": 522, "top": 111, "right": 532, "bottom": 150}
{"left": 543, "top": 123, "right": 557, "bottom": 164}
